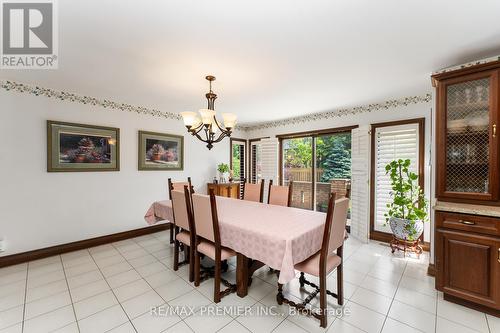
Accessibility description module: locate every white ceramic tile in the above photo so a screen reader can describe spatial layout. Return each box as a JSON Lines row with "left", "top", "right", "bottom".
{"left": 61, "top": 250, "right": 90, "bottom": 261}
{"left": 64, "top": 262, "right": 98, "bottom": 278}
{"left": 0, "top": 323, "right": 22, "bottom": 333}
{"left": 360, "top": 275, "right": 398, "bottom": 298}
{"left": 106, "top": 269, "right": 141, "bottom": 289}
{"left": 52, "top": 322, "right": 79, "bottom": 333}
{"left": 62, "top": 255, "right": 94, "bottom": 269}
{"left": 217, "top": 320, "right": 250, "bottom": 333}
{"left": 67, "top": 269, "right": 103, "bottom": 289}
{"left": 235, "top": 303, "right": 286, "bottom": 333}
{"left": 0, "top": 264, "right": 26, "bottom": 278}
{"left": 398, "top": 276, "right": 436, "bottom": 298}
{"left": 0, "top": 305, "right": 23, "bottom": 330}
{"left": 341, "top": 301, "right": 385, "bottom": 333}
{"left": 0, "top": 281, "right": 25, "bottom": 299}
{"left": 28, "top": 262, "right": 63, "bottom": 278}
{"left": 70, "top": 279, "right": 110, "bottom": 302}
{"left": 388, "top": 300, "right": 435, "bottom": 333}
{"left": 0, "top": 292, "right": 25, "bottom": 313}
{"left": 132, "top": 306, "right": 181, "bottom": 333}
{"left": 135, "top": 261, "right": 168, "bottom": 278}
{"left": 78, "top": 304, "right": 128, "bottom": 333}
{"left": 25, "top": 291, "right": 72, "bottom": 320}
{"left": 437, "top": 296, "right": 489, "bottom": 332}
{"left": 106, "top": 321, "right": 136, "bottom": 333}
{"left": 366, "top": 267, "right": 403, "bottom": 285}
{"left": 273, "top": 319, "right": 309, "bottom": 332}
{"left": 100, "top": 261, "right": 133, "bottom": 278}
{"left": 113, "top": 279, "right": 152, "bottom": 303}
{"left": 27, "top": 269, "right": 65, "bottom": 289}
{"left": 168, "top": 290, "right": 212, "bottom": 318}
{"left": 91, "top": 249, "right": 120, "bottom": 261}
{"left": 0, "top": 271, "right": 26, "bottom": 286}
{"left": 381, "top": 318, "right": 422, "bottom": 333}
{"left": 394, "top": 286, "right": 436, "bottom": 314}
{"left": 73, "top": 290, "right": 118, "bottom": 320}
{"left": 487, "top": 314, "right": 500, "bottom": 333}
{"left": 121, "top": 249, "right": 149, "bottom": 260}
{"left": 143, "top": 269, "right": 178, "bottom": 288}
{"left": 26, "top": 279, "right": 68, "bottom": 303}
{"left": 436, "top": 317, "right": 482, "bottom": 333}
{"left": 122, "top": 290, "right": 164, "bottom": 319}
{"left": 246, "top": 278, "right": 275, "bottom": 301}
{"left": 350, "top": 287, "right": 392, "bottom": 315}
{"left": 327, "top": 318, "right": 366, "bottom": 333}
{"left": 128, "top": 254, "right": 157, "bottom": 269}
{"left": 185, "top": 305, "right": 233, "bottom": 333}
{"left": 342, "top": 268, "right": 366, "bottom": 286}
{"left": 155, "top": 278, "right": 193, "bottom": 302}
{"left": 93, "top": 254, "right": 125, "bottom": 268}
{"left": 23, "top": 305, "right": 75, "bottom": 333}
{"left": 29, "top": 257, "right": 61, "bottom": 269}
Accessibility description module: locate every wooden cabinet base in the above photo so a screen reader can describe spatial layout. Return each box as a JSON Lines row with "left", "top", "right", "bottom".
{"left": 444, "top": 293, "right": 500, "bottom": 318}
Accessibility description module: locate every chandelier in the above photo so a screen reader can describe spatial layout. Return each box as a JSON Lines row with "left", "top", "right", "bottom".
{"left": 181, "top": 76, "right": 237, "bottom": 150}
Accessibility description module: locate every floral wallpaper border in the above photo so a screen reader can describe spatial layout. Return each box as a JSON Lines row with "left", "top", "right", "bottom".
{"left": 239, "top": 94, "right": 432, "bottom": 132}
{"left": 432, "top": 55, "right": 500, "bottom": 75}
{"left": 1, "top": 79, "right": 432, "bottom": 132}
{"left": 0, "top": 80, "right": 182, "bottom": 121}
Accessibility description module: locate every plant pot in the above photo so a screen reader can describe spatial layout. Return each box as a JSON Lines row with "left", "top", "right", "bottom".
{"left": 389, "top": 217, "right": 424, "bottom": 241}
{"left": 152, "top": 153, "right": 162, "bottom": 161}
{"left": 75, "top": 154, "right": 86, "bottom": 163}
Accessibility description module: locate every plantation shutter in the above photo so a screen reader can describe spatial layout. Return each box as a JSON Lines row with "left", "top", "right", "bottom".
{"left": 260, "top": 138, "right": 279, "bottom": 200}
{"left": 351, "top": 126, "right": 370, "bottom": 243}
{"left": 373, "top": 123, "right": 419, "bottom": 233}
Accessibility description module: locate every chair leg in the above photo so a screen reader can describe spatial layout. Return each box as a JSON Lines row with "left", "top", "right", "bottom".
{"left": 337, "top": 264, "right": 344, "bottom": 306}
{"left": 319, "top": 273, "right": 327, "bottom": 328}
{"left": 194, "top": 252, "right": 201, "bottom": 287}
{"left": 276, "top": 283, "right": 284, "bottom": 305}
{"left": 188, "top": 246, "right": 194, "bottom": 283}
{"left": 173, "top": 240, "right": 179, "bottom": 271}
{"left": 299, "top": 272, "right": 305, "bottom": 288}
{"left": 169, "top": 225, "right": 174, "bottom": 244}
{"left": 214, "top": 259, "right": 221, "bottom": 303}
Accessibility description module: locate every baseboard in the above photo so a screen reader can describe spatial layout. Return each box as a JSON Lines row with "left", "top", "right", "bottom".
{"left": 0, "top": 223, "right": 170, "bottom": 268}
{"left": 427, "top": 263, "right": 436, "bottom": 276}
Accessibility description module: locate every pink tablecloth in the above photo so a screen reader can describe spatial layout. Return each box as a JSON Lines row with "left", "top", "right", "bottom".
{"left": 144, "top": 197, "right": 326, "bottom": 284}
{"left": 144, "top": 200, "right": 174, "bottom": 225}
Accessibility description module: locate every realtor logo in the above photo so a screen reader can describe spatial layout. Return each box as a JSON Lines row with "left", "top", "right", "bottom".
{"left": 1, "top": 0, "right": 58, "bottom": 69}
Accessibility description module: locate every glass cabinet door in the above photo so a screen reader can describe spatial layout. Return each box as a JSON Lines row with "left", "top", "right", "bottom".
{"left": 439, "top": 70, "right": 499, "bottom": 201}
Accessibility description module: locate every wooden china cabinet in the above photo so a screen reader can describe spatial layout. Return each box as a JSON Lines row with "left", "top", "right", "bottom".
{"left": 432, "top": 60, "right": 500, "bottom": 315}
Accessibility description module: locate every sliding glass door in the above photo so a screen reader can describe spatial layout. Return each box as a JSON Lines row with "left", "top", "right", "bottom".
{"left": 280, "top": 129, "right": 352, "bottom": 213}
{"left": 230, "top": 139, "right": 247, "bottom": 196}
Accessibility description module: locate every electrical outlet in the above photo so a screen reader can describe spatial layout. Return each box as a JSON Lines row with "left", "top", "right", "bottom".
{"left": 0, "top": 237, "right": 5, "bottom": 252}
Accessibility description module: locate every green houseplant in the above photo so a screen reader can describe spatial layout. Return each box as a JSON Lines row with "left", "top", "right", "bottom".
{"left": 217, "top": 163, "right": 230, "bottom": 182}
{"left": 384, "top": 159, "right": 428, "bottom": 242}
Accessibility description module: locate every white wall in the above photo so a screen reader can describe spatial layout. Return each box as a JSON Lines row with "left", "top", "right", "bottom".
{"left": 0, "top": 90, "right": 241, "bottom": 256}
{"left": 243, "top": 101, "right": 434, "bottom": 245}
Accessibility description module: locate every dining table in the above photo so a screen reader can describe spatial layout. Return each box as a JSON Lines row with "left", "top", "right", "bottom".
{"left": 144, "top": 195, "right": 327, "bottom": 297}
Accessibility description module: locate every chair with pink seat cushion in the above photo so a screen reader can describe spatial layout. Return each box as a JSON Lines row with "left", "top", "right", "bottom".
{"left": 267, "top": 179, "right": 293, "bottom": 207}
{"left": 170, "top": 186, "right": 196, "bottom": 282}
{"left": 241, "top": 179, "right": 265, "bottom": 203}
{"left": 277, "top": 193, "right": 350, "bottom": 328}
{"left": 167, "top": 177, "right": 193, "bottom": 243}
{"left": 191, "top": 190, "right": 237, "bottom": 303}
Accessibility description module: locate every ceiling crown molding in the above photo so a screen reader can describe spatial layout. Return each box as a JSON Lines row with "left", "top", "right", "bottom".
{"left": 0, "top": 80, "right": 182, "bottom": 121}
{"left": 239, "top": 94, "right": 432, "bottom": 132}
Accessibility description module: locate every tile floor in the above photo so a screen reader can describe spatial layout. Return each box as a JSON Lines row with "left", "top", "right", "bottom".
{"left": 0, "top": 231, "right": 498, "bottom": 333}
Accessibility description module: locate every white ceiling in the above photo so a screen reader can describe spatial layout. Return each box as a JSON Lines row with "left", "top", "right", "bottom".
{"left": 2, "top": 0, "right": 500, "bottom": 125}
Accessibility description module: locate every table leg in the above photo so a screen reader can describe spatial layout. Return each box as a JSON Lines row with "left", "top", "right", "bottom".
{"left": 236, "top": 253, "right": 249, "bottom": 297}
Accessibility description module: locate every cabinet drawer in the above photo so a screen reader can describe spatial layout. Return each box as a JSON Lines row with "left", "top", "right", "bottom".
{"left": 436, "top": 211, "right": 500, "bottom": 236}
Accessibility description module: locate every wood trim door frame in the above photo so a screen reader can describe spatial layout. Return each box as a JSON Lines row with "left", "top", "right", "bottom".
{"left": 369, "top": 118, "right": 426, "bottom": 243}
{"left": 230, "top": 138, "right": 247, "bottom": 181}
{"left": 277, "top": 125, "right": 358, "bottom": 210}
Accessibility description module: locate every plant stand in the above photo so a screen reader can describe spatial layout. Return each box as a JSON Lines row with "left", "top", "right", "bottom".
{"left": 390, "top": 236, "right": 423, "bottom": 258}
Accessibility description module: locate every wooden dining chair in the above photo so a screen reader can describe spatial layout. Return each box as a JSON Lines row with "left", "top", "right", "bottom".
{"left": 267, "top": 179, "right": 293, "bottom": 207}
{"left": 277, "top": 193, "right": 350, "bottom": 328}
{"left": 190, "top": 189, "right": 237, "bottom": 303}
{"left": 241, "top": 178, "right": 265, "bottom": 203}
{"left": 170, "top": 186, "right": 196, "bottom": 282}
{"left": 168, "top": 177, "right": 193, "bottom": 243}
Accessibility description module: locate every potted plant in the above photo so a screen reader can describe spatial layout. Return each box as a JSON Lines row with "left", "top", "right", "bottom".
{"left": 384, "top": 159, "right": 428, "bottom": 251}
{"left": 150, "top": 144, "right": 165, "bottom": 161}
{"left": 217, "top": 163, "right": 230, "bottom": 183}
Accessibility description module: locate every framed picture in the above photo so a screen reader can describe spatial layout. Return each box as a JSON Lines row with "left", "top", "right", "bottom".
{"left": 47, "top": 120, "right": 120, "bottom": 172}
{"left": 138, "top": 131, "right": 184, "bottom": 171}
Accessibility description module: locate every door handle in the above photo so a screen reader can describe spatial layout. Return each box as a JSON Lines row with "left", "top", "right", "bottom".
{"left": 459, "top": 220, "right": 476, "bottom": 226}
{"left": 493, "top": 124, "right": 497, "bottom": 138}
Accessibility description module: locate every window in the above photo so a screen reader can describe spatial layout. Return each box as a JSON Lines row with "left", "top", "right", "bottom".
{"left": 370, "top": 119, "right": 424, "bottom": 240}
{"left": 249, "top": 139, "right": 264, "bottom": 183}
{"left": 279, "top": 127, "right": 355, "bottom": 215}
{"left": 230, "top": 138, "right": 247, "bottom": 196}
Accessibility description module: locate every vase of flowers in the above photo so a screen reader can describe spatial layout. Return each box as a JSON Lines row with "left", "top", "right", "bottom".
{"left": 217, "top": 163, "right": 230, "bottom": 183}
{"left": 384, "top": 159, "right": 428, "bottom": 246}
{"left": 150, "top": 144, "right": 165, "bottom": 161}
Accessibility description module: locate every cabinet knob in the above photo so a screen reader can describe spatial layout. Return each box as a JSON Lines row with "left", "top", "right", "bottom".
{"left": 459, "top": 220, "right": 476, "bottom": 226}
